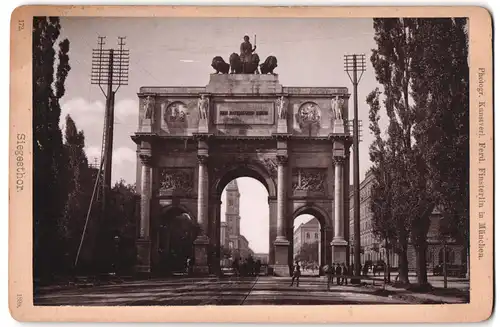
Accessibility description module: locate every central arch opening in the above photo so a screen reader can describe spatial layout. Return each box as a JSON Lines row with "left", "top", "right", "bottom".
{"left": 293, "top": 214, "right": 321, "bottom": 276}
{"left": 219, "top": 177, "right": 270, "bottom": 276}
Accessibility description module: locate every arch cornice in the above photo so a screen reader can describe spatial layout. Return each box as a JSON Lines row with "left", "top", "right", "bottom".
{"left": 210, "top": 158, "right": 277, "bottom": 198}
{"left": 292, "top": 204, "right": 331, "bottom": 228}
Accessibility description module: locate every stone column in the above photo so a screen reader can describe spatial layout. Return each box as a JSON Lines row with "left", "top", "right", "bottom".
{"left": 208, "top": 197, "right": 222, "bottom": 276}
{"left": 197, "top": 155, "right": 209, "bottom": 233}
{"left": 331, "top": 156, "right": 348, "bottom": 265}
{"left": 276, "top": 155, "right": 287, "bottom": 241}
{"left": 136, "top": 149, "right": 153, "bottom": 273}
{"left": 193, "top": 154, "right": 210, "bottom": 275}
{"left": 268, "top": 196, "right": 277, "bottom": 271}
{"left": 273, "top": 154, "right": 290, "bottom": 276}
{"left": 320, "top": 226, "right": 333, "bottom": 275}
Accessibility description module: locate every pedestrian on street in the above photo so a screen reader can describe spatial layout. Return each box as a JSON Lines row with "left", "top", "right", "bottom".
{"left": 341, "top": 263, "right": 349, "bottom": 285}
{"left": 185, "top": 257, "right": 192, "bottom": 276}
{"left": 290, "top": 260, "right": 301, "bottom": 287}
{"left": 325, "top": 264, "right": 334, "bottom": 290}
{"left": 335, "top": 263, "right": 342, "bottom": 285}
{"left": 232, "top": 258, "right": 240, "bottom": 277}
{"left": 363, "top": 262, "right": 369, "bottom": 276}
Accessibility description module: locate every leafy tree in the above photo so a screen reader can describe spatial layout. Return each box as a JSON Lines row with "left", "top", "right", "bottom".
{"left": 367, "top": 88, "right": 397, "bottom": 283}
{"left": 370, "top": 18, "right": 434, "bottom": 286}
{"left": 296, "top": 241, "right": 319, "bottom": 263}
{"left": 411, "top": 18, "right": 470, "bottom": 271}
{"left": 33, "top": 17, "right": 71, "bottom": 279}
{"left": 107, "top": 180, "right": 140, "bottom": 273}
{"left": 60, "top": 115, "right": 94, "bottom": 272}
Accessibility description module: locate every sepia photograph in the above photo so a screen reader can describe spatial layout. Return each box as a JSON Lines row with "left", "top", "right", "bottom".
{"left": 9, "top": 5, "right": 493, "bottom": 323}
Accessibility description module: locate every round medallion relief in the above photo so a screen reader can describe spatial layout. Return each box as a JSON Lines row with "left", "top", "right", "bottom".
{"left": 163, "top": 101, "right": 188, "bottom": 123}
{"left": 298, "top": 102, "right": 321, "bottom": 124}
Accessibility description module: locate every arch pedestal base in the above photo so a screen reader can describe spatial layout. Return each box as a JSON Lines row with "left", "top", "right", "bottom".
{"left": 274, "top": 238, "right": 290, "bottom": 276}
{"left": 135, "top": 239, "right": 151, "bottom": 274}
{"left": 331, "top": 239, "right": 348, "bottom": 265}
{"left": 193, "top": 235, "right": 210, "bottom": 275}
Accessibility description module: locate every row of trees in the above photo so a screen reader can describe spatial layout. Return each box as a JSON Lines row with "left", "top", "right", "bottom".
{"left": 367, "top": 18, "right": 469, "bottom": 288}
{"left": 33, "top": 17, "right": 139, "bottom": 281}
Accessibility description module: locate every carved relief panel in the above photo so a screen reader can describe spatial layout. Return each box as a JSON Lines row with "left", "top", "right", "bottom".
{"left": 158, "top": 168, "right": 194, "bottom": 196}
{"left": 292, "top": 168, "right": 327, "bottom": 195}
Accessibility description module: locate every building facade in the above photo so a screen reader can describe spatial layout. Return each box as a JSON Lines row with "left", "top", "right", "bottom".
{"left": 349, "top": 171, "right": 465, "bottom": 270}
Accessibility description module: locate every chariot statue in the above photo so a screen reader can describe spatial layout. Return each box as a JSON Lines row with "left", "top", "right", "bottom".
{"left": 211, "top": 35, "right": 278, "bottom": 75}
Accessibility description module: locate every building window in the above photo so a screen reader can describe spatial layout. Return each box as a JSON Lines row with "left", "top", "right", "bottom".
{"left": 315, "top": 233, "right": 318, "bottom": 239}
{"left": 229, "top": 241, "right": 233, "bottom": 249}
{"left": 306, "top": 232, "right": 310, "bottom": 239}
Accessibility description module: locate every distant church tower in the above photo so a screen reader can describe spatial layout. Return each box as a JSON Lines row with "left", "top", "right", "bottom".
{"left": 225, "top": 180, "right": 241, "bottom": 250}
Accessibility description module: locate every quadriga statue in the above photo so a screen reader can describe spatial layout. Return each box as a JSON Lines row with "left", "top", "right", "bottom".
{"left": 210, "top": 35, "right": 278, "bottom": 75}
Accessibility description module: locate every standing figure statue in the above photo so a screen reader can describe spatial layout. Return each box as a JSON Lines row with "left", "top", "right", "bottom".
{"left": 332, "top": 96, "right": 344, "bottom": 120}
{"left": 240, "top": 35, "right": 257, "bottom": 65}
{"left": 277, "top": 96, "right": 287, "bottom": 119}
{"left": 198, "top": 94, "right": 209, "bottom": 120}
{"left": 143, "top": 95, "right": 153, "bottom": 119}
{"left": 239, "top": 35, "right": 260, "bottom": 74}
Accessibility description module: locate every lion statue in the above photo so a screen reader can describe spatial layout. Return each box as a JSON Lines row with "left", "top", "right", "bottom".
{"left": 211, "top": 56, "right": 230, "bottom": 74}
{"left": 260, "top": 55, "right": 278, "bottom": 74}
{"left": 229, "top": 52, "right": 243, "bottom": 74}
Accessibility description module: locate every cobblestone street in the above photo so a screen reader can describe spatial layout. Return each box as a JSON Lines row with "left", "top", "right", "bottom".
{"left": 34, "top": 275, "right": 468, "bottom": 306}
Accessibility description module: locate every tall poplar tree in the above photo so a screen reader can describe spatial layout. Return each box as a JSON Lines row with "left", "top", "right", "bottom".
{"left": 61, "top": 115, "right": 93, "bottom": 272}
{"left": 370, "top": 18, "right": 434, "bottom": 286}
{"left": 33, "top": 17, "right": 71, "bottom": 279}
{"left": 367, "top": 88, "right": 397, "bottom": 283}
{"left": 411, "top": 18, "right": 469, "bottom": 263}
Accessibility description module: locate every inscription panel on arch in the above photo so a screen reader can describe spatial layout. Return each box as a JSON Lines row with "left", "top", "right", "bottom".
{"left": 214, "top": 101, "right": 275, "bottom": 125}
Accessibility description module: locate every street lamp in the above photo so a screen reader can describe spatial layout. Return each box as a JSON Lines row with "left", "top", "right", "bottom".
{"left": 113, "top": 235, "right": 120, "bottom": 275}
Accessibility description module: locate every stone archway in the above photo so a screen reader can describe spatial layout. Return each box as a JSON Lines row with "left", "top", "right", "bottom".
{"left": 208, "top": 163, "right": 276, "bottom": 275}
{"left": 291, "top": 205, "right": 333, "bottom": 276}
{"left": 132, "top": 74, "right": 352, "bottom": 276}
{"left": 154, "top": 206, "right": 197, "bottom": 275}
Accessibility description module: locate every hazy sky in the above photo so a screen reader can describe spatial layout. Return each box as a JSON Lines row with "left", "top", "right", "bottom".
{"left": 58, "top": 17, "right": 382, "bottom": 253}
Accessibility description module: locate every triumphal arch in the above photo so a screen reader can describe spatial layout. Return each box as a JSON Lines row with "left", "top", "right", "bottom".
{"left": 132, "top": 49, "right": 352, "bottom": 276}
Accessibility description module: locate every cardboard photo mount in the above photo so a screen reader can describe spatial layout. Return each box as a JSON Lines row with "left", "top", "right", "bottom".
{"left": 9, "top": 5, "right": 494, "bottom": 323}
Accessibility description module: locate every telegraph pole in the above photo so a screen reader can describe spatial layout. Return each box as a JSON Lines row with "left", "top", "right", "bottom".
{"left": 75, "top": 37, "right": 129, "bottom": 270}
{"left": 344, "top": 54, "right": 366, "bottom": 279}
{"left": 91, "top": 36, "right": 129, "bottom": 218}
